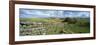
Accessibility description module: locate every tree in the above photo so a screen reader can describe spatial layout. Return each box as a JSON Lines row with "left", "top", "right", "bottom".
{"left": 62, "top": 17, "right": 77, "bottom": 24}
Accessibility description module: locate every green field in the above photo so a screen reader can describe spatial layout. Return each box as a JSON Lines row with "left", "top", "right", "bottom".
{"left": 20, "top": 17, "right": 90, "bottom": 36}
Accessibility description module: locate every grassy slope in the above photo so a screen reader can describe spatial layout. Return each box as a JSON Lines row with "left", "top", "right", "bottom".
{"left": 20, "top": 18, "right": 90, "bottom": 35}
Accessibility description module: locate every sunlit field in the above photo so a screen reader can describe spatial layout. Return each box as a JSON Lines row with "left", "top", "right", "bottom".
{"left": 20, "top": 17, "right": 90, "bottom": 36}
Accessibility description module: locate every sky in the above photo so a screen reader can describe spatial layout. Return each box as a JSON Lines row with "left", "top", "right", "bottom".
{"left": 19, "top": 8, "right": 90, "bottom": 18}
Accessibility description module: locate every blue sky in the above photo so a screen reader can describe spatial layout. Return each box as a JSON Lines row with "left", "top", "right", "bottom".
{"left": 19, "top": 8, "right": 90, "bottom": 18}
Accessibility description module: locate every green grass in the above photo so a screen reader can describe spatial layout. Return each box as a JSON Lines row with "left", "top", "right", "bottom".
{"left": 20, "top": 18, "right": 62, "bottom": 23}
{"left": 20, "top": 18, "right": 90, "bottom": 36}
{"left": 64, "top": 24, "right": 90, "bottom": 33}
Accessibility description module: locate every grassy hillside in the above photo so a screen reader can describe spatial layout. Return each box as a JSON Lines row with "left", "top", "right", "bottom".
{"left": 20, "top": 18, "right": 63, "bottom": 23}
{"left": 20, "top": 17, "right": 90, "bottom": 36}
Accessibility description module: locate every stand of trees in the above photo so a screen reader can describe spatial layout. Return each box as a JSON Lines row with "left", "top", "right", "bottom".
{"left": 62, "top": 17, "right": 90, "bottom": 27}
